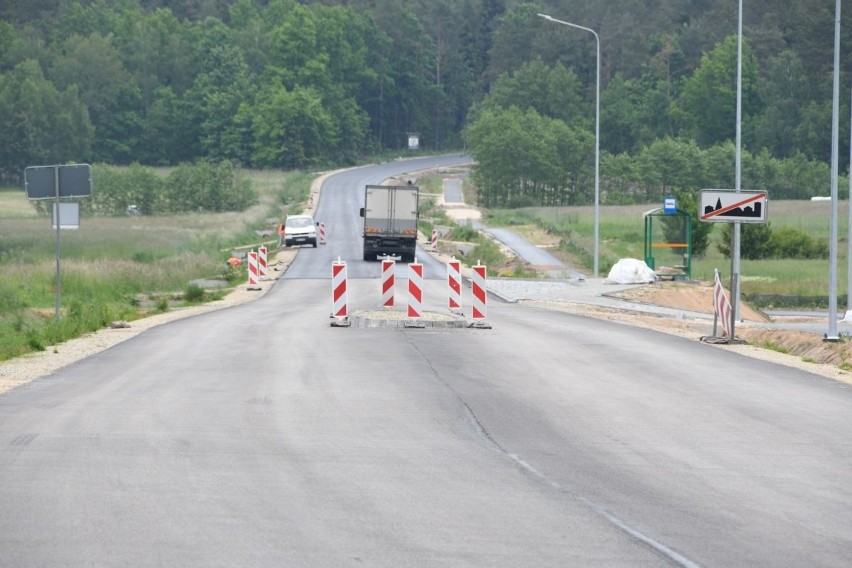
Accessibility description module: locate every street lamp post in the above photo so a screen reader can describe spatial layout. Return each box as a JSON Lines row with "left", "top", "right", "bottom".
{"left": 538, "top": 13, "right": 600, "bottom": 278}
{"left": 827, "top": 0, "right": 841, "bottom": 341}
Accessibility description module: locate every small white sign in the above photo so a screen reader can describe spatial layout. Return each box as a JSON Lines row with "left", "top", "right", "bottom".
{"left": 52, "top": 202, "right": 80, "bottom": 229}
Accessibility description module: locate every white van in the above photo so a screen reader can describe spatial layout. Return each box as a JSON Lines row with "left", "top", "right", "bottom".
{"left": 283, "top": 214, "right": 317, "bottom": 247}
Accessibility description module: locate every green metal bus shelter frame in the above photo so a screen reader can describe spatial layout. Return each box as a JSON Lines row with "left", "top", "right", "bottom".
{"left": 643, "top": 207, "right": 692, "bottom": 280}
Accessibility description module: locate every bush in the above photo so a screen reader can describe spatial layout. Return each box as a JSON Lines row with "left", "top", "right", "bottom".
{"left": 718, "top": 223, "right": 773, "bottom": 259}
{"left": 183, "top": 283, "right": 206, "bottom": 303}
{"left": 66, "top": 161, "right": 258, "bottom": 217}
{"left": 449, "top": 225, "right": 480, "bottom": 242}
{"left": 718, "top": 223, "right": 828, "bottom": 259}
{"left": 769, "top": 226, "right": 828, "bottom": 259}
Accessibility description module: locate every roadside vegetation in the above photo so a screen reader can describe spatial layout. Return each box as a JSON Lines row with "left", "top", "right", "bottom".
{"left": 485, "top": 199, "right": 848, "bottom": 309}
{"left": 0, "top": 167, "right": 312, "bottom": 362}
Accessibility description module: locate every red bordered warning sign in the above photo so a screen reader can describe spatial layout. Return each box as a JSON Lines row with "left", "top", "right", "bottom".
{"left": 699, "top": 189, "right": 768, "bottom": 223}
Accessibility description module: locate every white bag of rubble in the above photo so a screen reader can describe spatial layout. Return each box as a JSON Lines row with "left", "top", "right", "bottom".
{"left": 604, "top": 258, "right": 657, "bottom": 284}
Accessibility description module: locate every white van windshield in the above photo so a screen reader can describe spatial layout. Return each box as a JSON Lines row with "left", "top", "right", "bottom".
{"left": 286, "top": 217, "right": 313, "bottom": 228}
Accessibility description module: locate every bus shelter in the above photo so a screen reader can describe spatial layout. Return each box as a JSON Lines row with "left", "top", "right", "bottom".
{"left": 644, "top": 207, "right": 692, "bottom": 280}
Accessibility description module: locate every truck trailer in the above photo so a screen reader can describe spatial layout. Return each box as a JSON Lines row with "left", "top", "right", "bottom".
{"left": 359, "top": 183, "right": 419, "bottom": 262}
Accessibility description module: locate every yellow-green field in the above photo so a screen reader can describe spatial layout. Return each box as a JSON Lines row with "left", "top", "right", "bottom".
{"left": 0, "top": 170, "right": 312, "bottom": 362}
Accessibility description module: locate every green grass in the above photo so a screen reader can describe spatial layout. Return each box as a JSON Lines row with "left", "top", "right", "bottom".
{"left": 0, "top": 171, "right": 313, "bottom": 362}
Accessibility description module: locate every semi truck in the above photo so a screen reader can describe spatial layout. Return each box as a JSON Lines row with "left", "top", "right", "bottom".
{"left": 359, "top": 182, "right": 419, "bottom": 262}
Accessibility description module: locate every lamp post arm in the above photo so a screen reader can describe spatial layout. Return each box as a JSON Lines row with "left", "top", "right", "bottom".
{"left": 537, "top": 14, "right": 598, "bottom": 42}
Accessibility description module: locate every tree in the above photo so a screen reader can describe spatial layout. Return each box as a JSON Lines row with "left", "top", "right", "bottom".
{"left": 49, "top": 32, "right": 143, "bottom": 163}
{"left": 671, "top": 35, "right": 761, "bottom": 147}
{"left": 366, "top": 5, "right": 439, "bottom": 149}
{"left": 0, "top": 60, "right": 92, "bottom": 182}
{"left": 635, "top": 138, "right": 703, "bottom": 202}
{"left": 0, "top": 21, "right": 23, "bottom": 72}
{"left": 185, "top": 18, "right": 256, "bottom": 163}
{"left": 482, "top": 59, "right": 588, "bottom": 130}
{"left": 718, "top": 222, "right": 773, "bottom": 260}
{"left": 671, "top": 189, "right": 713, "bottom": 258}
{"left": 250, "top": 83, "right": 337, "bottom": 168}
{"left": 466, "top": 105, "right": 592, "bottom": 207}
{"left": 751, "top": 50, "right": 810, "bottom": 159}
{"left": 142, "top": 86, "right": 198, "bottom": 165}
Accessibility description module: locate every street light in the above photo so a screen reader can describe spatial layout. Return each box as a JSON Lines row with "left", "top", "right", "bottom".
{"left": 827, "top": 0, "right": 841, "bottom": 341}
{"left": 538, "top": 13, "right": 600, "bottom": 278}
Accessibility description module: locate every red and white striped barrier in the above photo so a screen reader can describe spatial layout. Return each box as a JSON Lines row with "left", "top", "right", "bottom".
{"left": 247, "top": 251, "right": 261, "bottom": 290}
{"left": 407, "top": 260, "right": 423, "bottom": 323}
{"left": 331, "top": 258, "right": 349, "bottom": 324}
{"left": 258, "top": 245, "right": 268, "bottom": 279}
{"left": 319, "top": 222, "right": 326, "bottom": 245}
{"left": 447, "top": 257, "right": 462, "bottom": 312}
{"left": 713, "top": 270, "right": 732, "bottom": 338}
{"left": 430, "top": 228, "right": 438, "bottom": 250}
{"left": 381, "top": 258, "right": 395, "bottom": 308}
{"left": 471, "top": 262, "right": 489, "bottom": 326}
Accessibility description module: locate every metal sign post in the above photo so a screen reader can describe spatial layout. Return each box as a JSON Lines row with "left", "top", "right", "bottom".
{"left": 699, "top": 189, "right": 768, "bottom": 342}
{"left": 24, "top": 164, "right": 92, "bottom": 319}
{"left": 53, "top": 167, "right": 61, "bottom": 319}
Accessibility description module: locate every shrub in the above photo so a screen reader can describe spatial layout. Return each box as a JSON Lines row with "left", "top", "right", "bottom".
{"left": 718, "top": 223, "right": 773, "bottom": 259}
{"left": 449, "top": 225, "right": 480, "bottom": 242}
{"left": 183, "top": 283, "right": 206, "bottom": 303}
{"left": 769, "top": 226, "right": 828, "bottom": 259}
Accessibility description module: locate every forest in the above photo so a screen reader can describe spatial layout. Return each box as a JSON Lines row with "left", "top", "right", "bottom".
{"left": 1, "top": 0, "right": 851, "bottom": 207}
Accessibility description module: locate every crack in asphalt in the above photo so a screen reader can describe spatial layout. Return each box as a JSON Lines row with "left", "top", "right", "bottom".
{"left": 405, "top": 334, "right": 703, "bottom": 568}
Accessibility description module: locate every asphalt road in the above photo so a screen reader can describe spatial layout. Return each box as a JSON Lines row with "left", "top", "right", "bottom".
{"left": 2, "top": 157, "right": 852, "bottom": 567}
{"left": 289, "top": 154, "right": 473, "bottom": 280}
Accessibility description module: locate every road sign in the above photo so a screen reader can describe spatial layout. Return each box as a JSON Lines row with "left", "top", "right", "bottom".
{"left": 25, "top": 164, "right": 92, "bottom": 200}
{"left": 699, "top": 189, "right": 768, "bottom": 223}
{"left": 52, "top": 202, "right": 79, "bottom": 229}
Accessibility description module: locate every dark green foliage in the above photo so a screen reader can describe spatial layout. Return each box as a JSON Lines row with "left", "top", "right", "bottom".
{"left": 79, "top": 161, "right": 257, "bottom": 216}
{"left": 768, "top": 226, "right": 829, "bottom": 259}
{"left": 717, "top": 222, "right": 827, "bottom": 260}
{"left": 717, "top": 223, "right": 773, "bottom": 260}
{"left": 0, "top": 0, "right": 849, "bottom": 187}
{"left": 163, "top": 160, "right": 257, "bottom": 213}
{"left": 670, "top": 36, "right": 762, "bottom": 147}
{"left": 671, "top": 189, "right": 713, "bottom": 258}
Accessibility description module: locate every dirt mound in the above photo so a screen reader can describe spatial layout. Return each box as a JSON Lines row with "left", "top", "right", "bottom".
{"left": 608, "top": 281, "right": 766, "bottom": 321}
